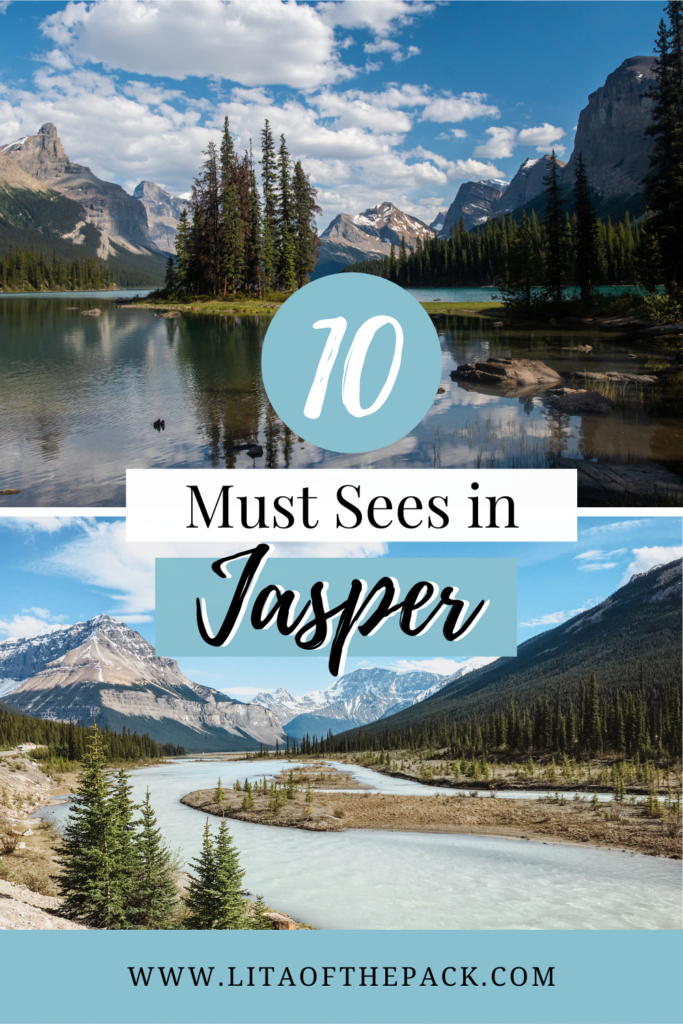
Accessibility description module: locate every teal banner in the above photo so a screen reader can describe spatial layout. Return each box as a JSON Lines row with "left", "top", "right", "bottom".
{"left": 154, "top": 552, "right": 516, "bottom": 672}
{"left": 0, "top": 930, "right": 680, "bottom": 1023}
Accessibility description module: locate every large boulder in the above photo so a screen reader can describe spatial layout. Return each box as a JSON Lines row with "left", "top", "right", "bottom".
{"left": 545, "top": 388, "right": 615, "bottom": 414}
{"left": 451, "top": 358, "right": 562, "bottom": 388}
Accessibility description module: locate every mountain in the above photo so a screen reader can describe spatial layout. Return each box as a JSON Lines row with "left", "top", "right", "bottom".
{"left": 561, "top": 56, "right": 655, "bottom": 201}
{"left": 312, "top": 201, "right": 435, "bottom": 279}
{"left": 252, "top": 659, "right": 497, "bottom": 738}
{"left": 438, "top": 178, "right": 509, "bottom": 236}
{"left": 0, "top": 615, "right": 285, "bottom": 752}
{"left": 495, "top": 155, "right": 565, "bottom": 214}
{"left": 133, "top": 181, "right": 187, "bottom": 254}
{"left": 429, "top": 210, "right": 447, "bottom": 232}
{"left": 337, "top": 560, "right": 682, "bottom": 738}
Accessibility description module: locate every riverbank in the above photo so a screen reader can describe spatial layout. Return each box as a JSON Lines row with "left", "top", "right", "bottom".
{"left": 181, "top": 784, "right": 681, "bottom": 859}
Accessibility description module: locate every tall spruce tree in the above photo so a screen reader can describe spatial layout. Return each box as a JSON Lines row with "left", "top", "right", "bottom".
{"left": 174, "top": 208, "right": 192, "bottom": 292}
{"left": 164, "top": 255, "right": 177, "bottom": 294}
{"left": 130, "top": 789, "right": 178, "bottom": 929}
{"left": 644, "top": 2, "right": 683, "bottom": 291}
{"left": 184, "top": 820, "right": 219, "bottom": 929}
{"left": 504, "top": 211, "right": 543, "bottom": 308}
{"left": 57, "top": 728, "right": 136, "bottom": 928}
{"left": 213, "top": 819, "right": 247, "bottom": 929}
{"left": 541, "top": 150, "right": 567, "bottom": 302}
{"left": 573, "top": 153, "right": 598, "bottom": 303}
{"left": 276, "top": 134, "right": 296, "bottom": 290}
{"left": 292, "top": 160, "right": 320, "bottom": 287}
{"left": 192, "top": 141, "right": 223, "bottom": 293}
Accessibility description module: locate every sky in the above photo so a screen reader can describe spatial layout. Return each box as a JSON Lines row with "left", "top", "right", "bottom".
{"left": 0, "top": 513, "right": 679, "bottom": 697}
{"left": 0, "top": 0, "right": 666, "bottom": 228}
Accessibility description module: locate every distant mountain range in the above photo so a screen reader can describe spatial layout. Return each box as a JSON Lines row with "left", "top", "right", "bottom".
{"left": 310, "top": 201, "right": 436, "bottom": 279}
{"left": 335, "top": 559, "right": 682, "bottom": 740}
{"left": 252, "top": 659, "right": 497, "bottom": 738}
{"left": 0, "top": 615, "right": 285, "bottom": 752}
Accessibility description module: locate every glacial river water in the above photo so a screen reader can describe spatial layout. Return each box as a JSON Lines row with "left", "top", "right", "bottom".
{"left": 2, "top": 290, "right": 682, "bottom": 505}
{"left": 36, "top": 758, "right": 682, "bottom": 930}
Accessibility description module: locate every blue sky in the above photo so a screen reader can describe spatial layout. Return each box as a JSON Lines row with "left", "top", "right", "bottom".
{"left": 0, "top": 1, "right": 665, "bottom": 228}
{"left": 0, "top": 514, "right": 679, "bottom": 697}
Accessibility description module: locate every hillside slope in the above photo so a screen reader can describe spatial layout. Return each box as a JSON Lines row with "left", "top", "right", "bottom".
{"left": 339, "top": 560, "right": 681, "bottom": 737}
{"left": 1, "top": 615, "right": 285, "bottom": 752}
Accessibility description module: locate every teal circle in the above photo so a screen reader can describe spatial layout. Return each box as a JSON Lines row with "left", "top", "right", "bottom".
{"left": 261, "top": 275, "right": 442, "bottom": 454}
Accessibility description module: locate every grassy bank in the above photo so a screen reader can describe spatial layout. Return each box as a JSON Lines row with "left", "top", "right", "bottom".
{"left": 182, "top": 783, "right": 681, "bottom": 859}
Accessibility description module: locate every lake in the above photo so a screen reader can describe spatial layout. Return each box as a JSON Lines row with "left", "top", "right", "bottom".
{"left": 36, "top": 758, "right": 682, "bottom": 931}
{"left": 1, "top": 290, "right": 682, "bottom": 506}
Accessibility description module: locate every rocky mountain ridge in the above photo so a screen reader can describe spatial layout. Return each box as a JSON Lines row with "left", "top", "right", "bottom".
{"left": 312, "top": 201, "right": 435, "bottom": 279}
{"left": 1, "top": 615, "right": 285, "bottom": 752}
{"left": 438, "top": 178, "right": 510, "bottom": 235}
{"left": 133, "top": 180, "right": 187, "bottom": 254}
{"left": 253, "top": 659, "right": 497, "bottom": 738}
{"left": 2, "top": 124, "right": 160, "bottom": 259}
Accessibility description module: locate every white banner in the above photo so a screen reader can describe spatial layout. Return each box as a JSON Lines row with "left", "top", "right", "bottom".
{"left": 126, "top": 468, "right": 577, "bottom": 543}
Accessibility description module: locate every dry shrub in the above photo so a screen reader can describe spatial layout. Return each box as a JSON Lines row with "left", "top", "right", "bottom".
{"left": 0, "top": 830, "right": 19, "bottom": 855}
{"left": 21, "top": 864, "right": 58, "bottom": 897}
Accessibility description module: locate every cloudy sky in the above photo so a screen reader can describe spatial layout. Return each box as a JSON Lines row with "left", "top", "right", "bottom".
{"left": 0, "top": 0, "right": 663, "bottom": 228}
{"left": 0, "top": 514, "right": 679, "bottom": 696}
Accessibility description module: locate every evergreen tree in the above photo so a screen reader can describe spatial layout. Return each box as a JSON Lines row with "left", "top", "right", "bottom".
{"left": 245, "top": 160, "right": 263, "bottom": 296}
{"left": 276, "top": 134, "right": 296, "bottom": 290}
{"left": 174, "top": 208, "right": 192, "bottom": 292}
{"left": 542, "top": 150, "right": 568, "bottom": 302}
{"left": 184, "top": 820, "right": 218, "bottom": 929}
{"left": 192, "top": 141, "right": 223, "bottom": 293}
{"left": 213, "top": 820, "right": 247, "bottom": 929}
{"left": 292, "top": 159, "right": 320, "bottom": 287}
{"left": 503, "top": 211, "right": 544, "bottom": 307}
{"left": 573, "top": 153, "right": 598, "bottom": 302}
{"left": 164, "top": 254, "right": 176, "bottom": 294}
{"left": 644, "top": 2, "right": 683, "bottom": 291}
{"left": 130, "top": 788, "right": 177, "bottom": 929}
{"left": 215, "top": 778, "right": 224, "bottom": 802}
{"left": 56, "top": 727, "right": 134, "bottom": 928}
{"left": 250, "top": 894, "right": 272, "bottom": 930}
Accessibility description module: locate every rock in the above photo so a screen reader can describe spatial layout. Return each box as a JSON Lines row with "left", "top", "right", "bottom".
{"left": 562, "top": 345, "right": 592, "bottom": 352}
{"left": 560, "top": 56, "right": 655, "bottom": 197}
{"left": 246, "top": 446, "right": 264, "bottom": 458}
{"left": 570, "top": 371, "right": 657, "bottom": 384}
{"left": 133, "top": 181, "right": 187, "bottom": 254}
{"left": 0, "top": 488, "right": 20, "bottom": 495}
{"left": 614, "top": 322, "right": 683, "bottom": 342}
{"left": 264, "top": 911, "right": 296, "bottom": 931}
{"left": 546, "top": 388, "right": 615, "bottom": 414}
{"left": 81, "top": 308, "right": 101, "bottom": 316}
{"left": 439, "top": 178, "right": 510, "bottom": 234}
{"left": 3, "top": 124, "right": 160, "bottom": 257}
{"left": 21, "top": 829, "right": 33, "bottom": 836}
{"left": 17, "top": 842, "right": 26, "bottom": 849}
{"left": 451, "top": 358, "right": 562, "bottom": 388}
{"left": 494, "top": 155, "right": 564, "bottom": 214}
{"left": 492, "top": 321, "right": 504, "bottom": 327}
{"left": 161, "top": 311, "right": 181, "bottom": 319}
{"left": 436, "top": 387, "right": 445, "bottom": 395}
{"left": 557, "top": 457, "right": 683, "bottom": 507}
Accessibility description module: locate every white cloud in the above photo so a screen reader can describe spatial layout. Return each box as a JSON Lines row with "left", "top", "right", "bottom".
{"left": 582, "top": 519, "right": 651, "bottom": 536}
{"left": 520, "top": 599, "right": 601, "bottom": 628}
{"left": 517, "top": 122, "right": 566, "bottom": 151}
{"left": 473, "top": 125, "right": 517, "bottom": 159}
{"left": 391, "top": 656, "right": 497, "bottom": 676}
{"left": 0, "top": 607, "right": 69, "bottom": 640}
{"left": 40, "top": 0, "right": 357, "bottom": 90}
{"left": 579, "top": 563, "right": 618, "bottom": 572}
{"left": 574, "top": 548, "right": 626, "bottom": 560}
{"left": 451, "top": 128, "right": 468, "bottom": 138}
{"left": 420, "top": 91, "right": 499, "bottom": 124}
{"left": 317, "top": 1, "right": 434, "bottom": 37}
{"left": 41, "top": 520, "right": 388, "bottom": 618}
{"left": 446, "top": 158, "right": 504, "bottom": 180}
{"left": 620, "top": 546, "right": 682, "bottom": 586}
{"left": 0, "top": 1, "right": 11, "bottom": 13}
{"left": 474, "top": 122, "right": 565, "bottom": 160}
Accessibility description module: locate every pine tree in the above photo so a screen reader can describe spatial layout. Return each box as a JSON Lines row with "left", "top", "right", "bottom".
{"left": 56, "top": 727, "right": 134, "bottom": 928}
{"left": 213, "top": 819, "right": 247, "bottom": 929}
{"left": 215, "top": 778, "right": 224, "bottom": 802}
{"left": 504, "top": 211, "right": 543, "bottom": 307}
{"left": 164, "top": 255, "right": 177, "bottom": 294}
{"left": 644, "top": 2, "right": 683, "bottom": 291}
{"left": 292, "top": 160, "right": 320, "bottom": 287}
{"left": 573, "top": 152, "right": 598, "bottom": 303}
{"left": 250, "top": 894, "right": 272, "bottom": 930}
{"left": 276, "top": 134, "right": 296, "bottom": 291}
{"left": 542, "top": 150, "right": 568, "bottom": 302}
{"left": 184, "top": 820, "right": 219, "bottom": 928}
{"left": 174, "top": 208, "right": 192, "bottom": 291}
{"left": 130, "top": 789, "right": 177, "bottom": 929}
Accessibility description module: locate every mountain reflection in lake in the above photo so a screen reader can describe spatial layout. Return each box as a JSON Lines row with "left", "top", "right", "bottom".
{"left": 1, "top": 296, "right": 682, "bottom": 506}
{"left": 36, "top": 759, "right": 683, "bottom": 930}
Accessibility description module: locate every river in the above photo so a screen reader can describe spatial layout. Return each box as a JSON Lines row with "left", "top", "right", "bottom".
{"left": 35, "top": 758, "right": 682, "bottom": 930}
{"left": 1, "top": 290, "right": 682, "bottom": 506}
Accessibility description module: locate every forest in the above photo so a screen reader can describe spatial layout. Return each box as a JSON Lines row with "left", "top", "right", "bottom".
{"left": 168, "top": 118, "right": 319, "bottom": 297}
{"left": 0, "top": 244, "right": 117, "bottom": 292}
{"left": 294, "top": 678, "right": 682, "bottom": 761}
